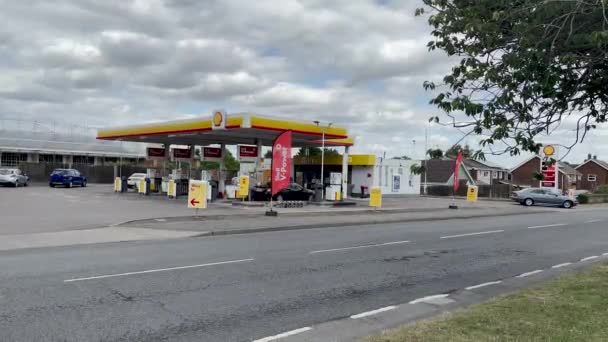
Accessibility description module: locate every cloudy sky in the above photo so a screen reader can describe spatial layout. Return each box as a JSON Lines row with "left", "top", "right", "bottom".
{"left": 1, "top": 0, "right": 605, "bottom": 167}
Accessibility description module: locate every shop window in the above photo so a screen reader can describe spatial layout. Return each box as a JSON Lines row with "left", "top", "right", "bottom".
{"left": 0, "top": 152, "right": 27, "bottom": 167}
{"left": 73, "top": 155, "right": 94, "bottom": 165}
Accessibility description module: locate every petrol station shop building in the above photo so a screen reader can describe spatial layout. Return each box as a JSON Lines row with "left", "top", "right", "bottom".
{"left": 97, "top": 111, "right": 421, "bottom": 198}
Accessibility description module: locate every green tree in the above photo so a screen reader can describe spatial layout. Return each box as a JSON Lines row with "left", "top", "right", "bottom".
{"left": 445, "top": 144, "right": 473, "bottom": 159}
{"left": 199, "top": 149, "right": 239, "bottom": 171}
{"left": 296, "top": 147, "right": 340, "bottom": 157}
{"left": 410, "top": 163, "right": 426, "bottom": 175}
{"left": 417, "top": 1, "right": 608, "bottom": 157}
{"left": 427, "top": 148, "right": 444, "bottom": 159}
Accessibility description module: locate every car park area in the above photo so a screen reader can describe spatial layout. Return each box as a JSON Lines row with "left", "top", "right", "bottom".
{"left": 0, "top": 183, "right": 236, "bottom": 235}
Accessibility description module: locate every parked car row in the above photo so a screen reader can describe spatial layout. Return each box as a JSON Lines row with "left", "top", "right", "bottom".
{"left": 1, "top": 167, "right": 93, "bottom": 189}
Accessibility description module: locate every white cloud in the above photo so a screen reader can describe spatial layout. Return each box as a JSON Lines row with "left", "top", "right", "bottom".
{"left": 0, "top": 0, "right": 604, "bottom": 168}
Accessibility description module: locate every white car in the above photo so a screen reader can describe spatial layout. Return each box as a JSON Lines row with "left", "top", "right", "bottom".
{"left": 127, "top": 173, "right": 147, "bottom": 188}
{"left": 0, "top": 168, "right": 29, "bottom": 187}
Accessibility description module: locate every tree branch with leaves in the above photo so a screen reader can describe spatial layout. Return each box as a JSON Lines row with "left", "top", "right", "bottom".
{"left": 417, "top": 0, "right": 608, "bottom": 159}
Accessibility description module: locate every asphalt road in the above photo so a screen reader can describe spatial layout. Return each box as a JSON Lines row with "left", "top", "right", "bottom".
{"left": 2, "top": 208, "right": 608, "bottom": 341}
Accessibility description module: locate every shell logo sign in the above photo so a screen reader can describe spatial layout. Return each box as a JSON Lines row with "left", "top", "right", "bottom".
{"left": 542, "top": 145, "right": 555, "bottom": 157}
{"left": 212, "top": 110, "right": 226, "bottom": 130}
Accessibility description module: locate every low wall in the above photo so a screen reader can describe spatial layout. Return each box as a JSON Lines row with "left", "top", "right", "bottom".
{"left": 19, "top": 163, "right": 146, "bottom": 183}
{"left": 587, "top": 194, "right": 608, "bottom": 204}
{"left": 422, "top": 182, "right": 512, "bottom": 199}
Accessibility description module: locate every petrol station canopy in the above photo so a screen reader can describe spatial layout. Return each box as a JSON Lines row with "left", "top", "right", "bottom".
{"left": 97, "top": 112, "right": 354, "bottom": 148}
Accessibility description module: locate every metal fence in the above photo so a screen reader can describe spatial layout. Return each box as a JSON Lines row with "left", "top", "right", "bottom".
{"left": 19, "top": 163, "right": 147, "bottom": 184}
{"left": 423, "top": 181, "right": 513, "bottom": 199}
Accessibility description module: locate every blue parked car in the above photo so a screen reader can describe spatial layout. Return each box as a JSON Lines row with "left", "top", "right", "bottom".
{"left": 49, "top": 169, "right": 87, "bottom": 188}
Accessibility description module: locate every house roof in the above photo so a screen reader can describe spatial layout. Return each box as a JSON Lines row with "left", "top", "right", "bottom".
{"left": 575, "top": 159, "right": 608, "bottom": 172}
{"left": 463, "top": 158, "right": 506, "bottom": 171}
{"left": 422, "top": 159, "right": 473, "bottom": 184}
{"left": 0, "top": 130, "right": 145, "bottom": 158}
{"left": 558, "top": 162, "right": 582, "bottom": 176}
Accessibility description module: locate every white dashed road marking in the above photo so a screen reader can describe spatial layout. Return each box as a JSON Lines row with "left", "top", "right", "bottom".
{"left": 516, "top": 270, "right": 543, "bottom": 278}
{"left": 64, "top": 258, "right": 254, "bottom": 282}
{"left": 581, "top": 256, "right": 599, "bottom": 262}
{"left": 350, "top": 306, "right": 397, "bottom": 319}
{"left": 552, "top": 263, "right": 572, "bottom": 269}
{"left": 309, "top": 240, "right": 410, "bottom": 254}
{"left": 440, "top": 230, "right": 504, "bottom": 239}
{"left": 409, "top": 294, "right": 449, "bottom": 304}
{"left": 465, "top": 281, "right": 502, "bottom": 290}
{"left": 527, "top": 223, "right": 566, "bottom": 229}
{"left": 584, "top": 219, "right": 601, "bottom": 223}
{"left": 252, "top": 327, "right": 312, "bottom": 342}
{"left": 603, "top": 253, "right": 608, "bottom": 256}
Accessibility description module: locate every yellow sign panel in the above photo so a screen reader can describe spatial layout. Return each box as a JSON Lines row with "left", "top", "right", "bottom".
{"left": 543, "top": 145, "right": 555, "bottom": 157}
{"left": 370, "top": 187, "right": 382, "bottom": 208}
{"left": 167, "top": 179, "right": 176, "bottom": 198}
{"left": 114, "top": 177, "right": 121, "bottom": 192}
{"left": 188, "top": 180, "right": 207, "bottom": 209}
{"left": 467, "top": 185, "right": 478, "bottom": 202}
{"left": 138, "top": 179, "right": 146, "bottom": 194}
{"left": 239, "top": 175, "right": 250, "bottom": 198}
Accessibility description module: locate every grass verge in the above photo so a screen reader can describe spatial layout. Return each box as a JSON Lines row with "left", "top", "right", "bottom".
{"left": 367, "top": 263, "right": 608, "bottom": 342}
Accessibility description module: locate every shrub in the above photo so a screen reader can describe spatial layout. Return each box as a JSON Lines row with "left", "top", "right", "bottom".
{"left": 577, "top": 193, "right": 589, "bottom": 204}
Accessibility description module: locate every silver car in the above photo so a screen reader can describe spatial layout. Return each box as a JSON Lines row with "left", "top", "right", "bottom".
{"left": 0, "top": 168, "right": 29, "bottom": 187}
{"left": 511, "top": 188, "right": 576, "bottom": 209}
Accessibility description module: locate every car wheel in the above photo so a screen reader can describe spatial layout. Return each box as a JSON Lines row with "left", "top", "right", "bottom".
{"left": 563, "top": 200, "right": 573, "bottom": 209}
{"left": 82, "top": 180, "right": 87, "bottom": 187}
{"left": 24, "top": 181, "right": 28, "bottom": 187}
{"left": 14, "top": 182, "right": 19, "bottom": 188}
{"left": 67, "top": 181, "right": 73, "bottom": 188}
{"left": 524, "top": 198, "right": 534, "bottom": 206}
{"left": 49, "top": 183, "right": 55, "bottom": 188}
{"left": 276, "top": 194, "right": 284, "bottom": 202}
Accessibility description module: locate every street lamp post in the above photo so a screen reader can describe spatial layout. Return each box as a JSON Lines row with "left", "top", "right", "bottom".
{"left": 314, "top": 121, "right": 332, "bottom": 199}
{"left": 424, "top": 122, "right": 429, "bottom": 194}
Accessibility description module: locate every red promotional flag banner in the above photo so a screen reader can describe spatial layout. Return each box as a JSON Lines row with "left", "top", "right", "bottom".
{"left": 272, "top": 131, "right": 292, "bottom": 196}
{"left": 453, "top": 151, "right": 464, "bottom": 192}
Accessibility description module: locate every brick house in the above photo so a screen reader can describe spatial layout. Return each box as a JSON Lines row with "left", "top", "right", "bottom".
{"left": 510, "top": 156, "right": 581, "bottom": 191}
{"left": 575, "top": 159, "right": 608, "bottom": 191}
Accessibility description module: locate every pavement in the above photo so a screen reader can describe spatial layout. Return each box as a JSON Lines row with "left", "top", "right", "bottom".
{"left": 2, "top": 208, "right": 608, "bottom": 341}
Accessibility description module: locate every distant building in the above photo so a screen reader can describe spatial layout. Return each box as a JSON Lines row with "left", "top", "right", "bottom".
{"left": 421, "top": 159, "right": 475, "bottom": 186}
{"left": 0, "top": 129, "right": 144, "bottom": 168}
{"left": 510, "top": 156, "right": 581, "bottom": 191}
{"left": 575, "top": 159, "right": 608, "bottom": 191}
{"left": 462, "top": 158, "right": 509, "bottom": 185}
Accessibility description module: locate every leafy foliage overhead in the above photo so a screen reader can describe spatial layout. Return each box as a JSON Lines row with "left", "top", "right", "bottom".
{"left": 296, "top": 147, "right": 341, "bottom": 157}
{"left": 446, "top": 144, "right": 473, "bottom": 158}
{"left": 427, "top": 148, "right": 444, "bottom": 159}
{"left": 417, "top": 0, "right": 608, "bottom": 158}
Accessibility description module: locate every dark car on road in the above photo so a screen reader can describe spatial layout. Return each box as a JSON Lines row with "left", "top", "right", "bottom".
{"left": 252, "top": 183, "right": 315, "bottom": 202}
{"left": 49, "top": 169, "right": 87, "bottom": 188}
{"left": 511, "top": 188, "right": 576, "bottom": 208}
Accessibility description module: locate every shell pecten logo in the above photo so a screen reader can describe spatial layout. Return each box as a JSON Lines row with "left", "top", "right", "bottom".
{"left": 213, "top": 111, "right": 223, "bottom": 127}
{"left": 543, "top": 145, "right": 555, "bottom": 157}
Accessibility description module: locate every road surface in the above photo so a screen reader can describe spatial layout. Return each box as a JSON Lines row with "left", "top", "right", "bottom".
{"left": 2, "top": 208, "right": 608, "bottom": 341}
